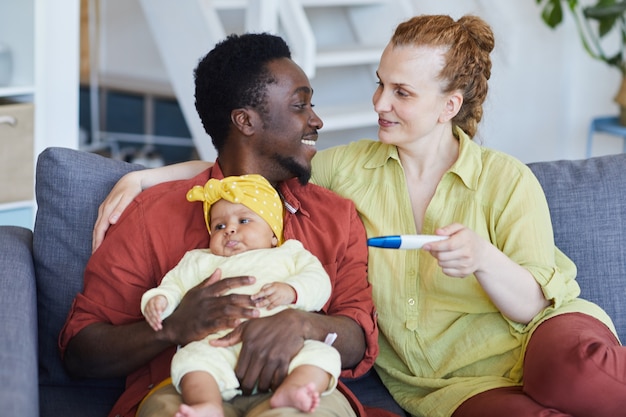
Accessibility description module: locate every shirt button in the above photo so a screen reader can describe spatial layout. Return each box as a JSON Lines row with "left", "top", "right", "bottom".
{"left": 408, "top": 298, "right": 415, "bottom": 305}
{"left": 148, "top": 384, "right": 154, "bottom": 389}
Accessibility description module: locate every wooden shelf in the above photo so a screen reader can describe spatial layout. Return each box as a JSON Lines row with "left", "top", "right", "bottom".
{"left": 0, "top": 200, "right": 34, "bottom": 210}
{"left": 0, "top": 85, "right": 36, "bottom": 98}
{"left": 0, "top": 0, "right": 79, "bottom": 228}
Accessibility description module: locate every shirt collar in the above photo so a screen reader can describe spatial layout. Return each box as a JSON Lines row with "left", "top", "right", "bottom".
{"left": 360, "top": 126, "right": 482, "bottom": 190}
{"left": 209, "top": 159, "right": 226, "bottom": 180}
{"left": 277, "top": 178, "right": 310, "bottom": 217}
{"left": 449, "top": 126, "right": 482, "bottom": 191}
{"left": 210, "top": 161, "right": 307, "bottom": 216}
{"left": 363, "top": 142, "right": 400, "bottom": 169}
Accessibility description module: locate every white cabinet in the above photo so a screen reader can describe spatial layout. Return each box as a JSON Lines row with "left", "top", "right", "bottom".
{"left": 0, "top": 0, "right": 80, "bottom": 228}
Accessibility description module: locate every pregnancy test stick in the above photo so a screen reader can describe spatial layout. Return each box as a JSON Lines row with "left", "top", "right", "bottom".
{"left": 367, "top": 235, "right": 448, "bottom": 249}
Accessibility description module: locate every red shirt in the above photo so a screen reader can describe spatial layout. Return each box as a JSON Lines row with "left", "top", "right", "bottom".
{"left": 59, "top": 163, "right": 379, "bottom": 417}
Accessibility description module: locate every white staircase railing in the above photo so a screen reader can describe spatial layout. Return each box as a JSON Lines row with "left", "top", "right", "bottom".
{"left": 277, "top": 0, "right": 317, "bottom": 77}
{"left": 138, "top": 0, "right": 227, "bottom": 160}
{"left": 138, "top": 0, "right": 413, "bottom": 161}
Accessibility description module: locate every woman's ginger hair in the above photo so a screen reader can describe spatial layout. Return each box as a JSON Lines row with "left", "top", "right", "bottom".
{"left": 391, "top": 15, "right": 494, "bottom": 138}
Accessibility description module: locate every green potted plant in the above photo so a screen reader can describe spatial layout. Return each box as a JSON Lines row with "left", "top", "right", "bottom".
{"left": 537, "top": 0, "right": 626, "bottom": 123}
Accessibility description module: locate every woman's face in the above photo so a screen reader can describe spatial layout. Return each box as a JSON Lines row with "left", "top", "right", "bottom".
{"left": 372, "top": 43, "right": 451, "bottom": 147}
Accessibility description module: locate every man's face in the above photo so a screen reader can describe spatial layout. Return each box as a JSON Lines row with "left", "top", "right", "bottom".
{"left": 254, "top": 58, "right": 323, "bottom": 185}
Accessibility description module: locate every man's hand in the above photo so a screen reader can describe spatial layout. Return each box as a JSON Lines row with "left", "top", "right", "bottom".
{"left": 210, "top": 309, "right": 309, "bottom": 394}
{"left": 63, "top": 269, "right": 260, "bottom": 378}
{"left": 160, "top": 269, "right": 261, "bottom": 346}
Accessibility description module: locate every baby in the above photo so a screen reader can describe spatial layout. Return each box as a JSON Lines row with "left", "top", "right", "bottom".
{"left": 141, "top": 174, "right": 340, "bottom": 417}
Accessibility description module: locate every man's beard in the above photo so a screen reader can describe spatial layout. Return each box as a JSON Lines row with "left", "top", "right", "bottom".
{"left": 274, "top": 154, "right": 311, "bottom": 185}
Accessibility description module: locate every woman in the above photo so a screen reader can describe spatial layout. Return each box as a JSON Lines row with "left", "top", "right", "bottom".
{"left": 93, "top": 15, "right": 626, "bottom": 417}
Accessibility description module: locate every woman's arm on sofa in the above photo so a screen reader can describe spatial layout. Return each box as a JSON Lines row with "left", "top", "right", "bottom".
{"left": 93, "top": 160, "right": 211, "bottom": 252}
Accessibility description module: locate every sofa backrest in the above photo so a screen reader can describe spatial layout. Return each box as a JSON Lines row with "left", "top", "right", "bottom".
{"left": 33, "top": 147, "right": 143, "bottom": 391}
{"left": 528, "top": 154, "right": 626, "bottom": 342}
{"left": 31, "top": 147, "right": 626, "bottom": 400}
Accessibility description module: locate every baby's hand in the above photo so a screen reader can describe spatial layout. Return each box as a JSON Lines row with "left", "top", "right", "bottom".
{"left": 251, "top": 282, "right": 296, "bottom": 310}
{"left": 145, "top": 295, "right": 168, "bottom": 331}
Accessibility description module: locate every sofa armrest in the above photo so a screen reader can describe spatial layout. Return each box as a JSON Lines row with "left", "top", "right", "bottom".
{"left": 0, "top": 226, "right": 38, "bottom": 416}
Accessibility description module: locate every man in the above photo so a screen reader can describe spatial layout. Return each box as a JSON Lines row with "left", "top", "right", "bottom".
{"left": 59, "top": 33, "right": 382, "bottom": 417}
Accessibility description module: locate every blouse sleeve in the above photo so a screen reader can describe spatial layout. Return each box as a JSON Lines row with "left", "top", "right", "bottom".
{"left": 491, "top": 164, "right": 580, "bottom": 331}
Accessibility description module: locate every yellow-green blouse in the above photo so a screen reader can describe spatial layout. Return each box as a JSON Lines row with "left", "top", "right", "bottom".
{"left": 311, "top": 129, "right": 614, "bottom": 417}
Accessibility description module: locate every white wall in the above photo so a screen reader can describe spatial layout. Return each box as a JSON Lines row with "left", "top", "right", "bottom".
{"left": 97, "top": 0, "right": 624, "bottom": 163}
{"left": 415, "top": 0, "right": 622, "bottom": 162}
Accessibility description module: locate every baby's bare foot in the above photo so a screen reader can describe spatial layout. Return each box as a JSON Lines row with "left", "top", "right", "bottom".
{"left": 270, "top": 382, "right": 320, "bottom": 413}
{"left": 174, "top": 402, "right": 224, "bottom": 417}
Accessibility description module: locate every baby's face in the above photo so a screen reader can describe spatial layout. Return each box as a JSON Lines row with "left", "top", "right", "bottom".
{"left": 208, "top": 199, "right": 278, "bottom": 256}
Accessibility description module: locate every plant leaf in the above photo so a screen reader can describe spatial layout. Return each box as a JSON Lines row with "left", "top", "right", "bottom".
{"left": 540, "top": 0, "right": 565, "bottom": 27}
{"left": 584, "top": 0, "right": 625, "bottom": 19}
{"left": 584, "top": 1, "right": 625, "bottom": 37}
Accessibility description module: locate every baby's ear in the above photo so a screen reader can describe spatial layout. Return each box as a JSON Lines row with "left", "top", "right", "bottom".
{"left": 271, "top": 235, "right": 279, "bottom": 247}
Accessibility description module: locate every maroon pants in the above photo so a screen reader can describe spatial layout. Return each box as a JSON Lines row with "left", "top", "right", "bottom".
{"left": 452, "top": 313, "right": 626, "bottom": 417}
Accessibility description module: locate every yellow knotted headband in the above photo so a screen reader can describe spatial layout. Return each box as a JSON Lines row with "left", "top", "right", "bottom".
{"left": 186, "top": 174, "right": 284, "bottom": 245}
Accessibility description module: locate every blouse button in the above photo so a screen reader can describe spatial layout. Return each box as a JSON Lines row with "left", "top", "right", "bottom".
{"left": 408, "top": 298, "right": 415, "bottom": 306}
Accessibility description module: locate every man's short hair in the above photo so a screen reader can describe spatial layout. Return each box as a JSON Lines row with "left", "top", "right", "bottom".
{"left": 194, "top": 33, "right": 292, "bottom": 152}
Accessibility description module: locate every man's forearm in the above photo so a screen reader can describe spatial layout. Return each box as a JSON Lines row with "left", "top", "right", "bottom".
{"left": 63, "top": 321, "right": 173, "bottom": 378}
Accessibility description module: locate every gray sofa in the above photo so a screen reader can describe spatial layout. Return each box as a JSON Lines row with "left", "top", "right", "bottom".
{"left": 1, "top": 147, "right": 625, "bottom": 416}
